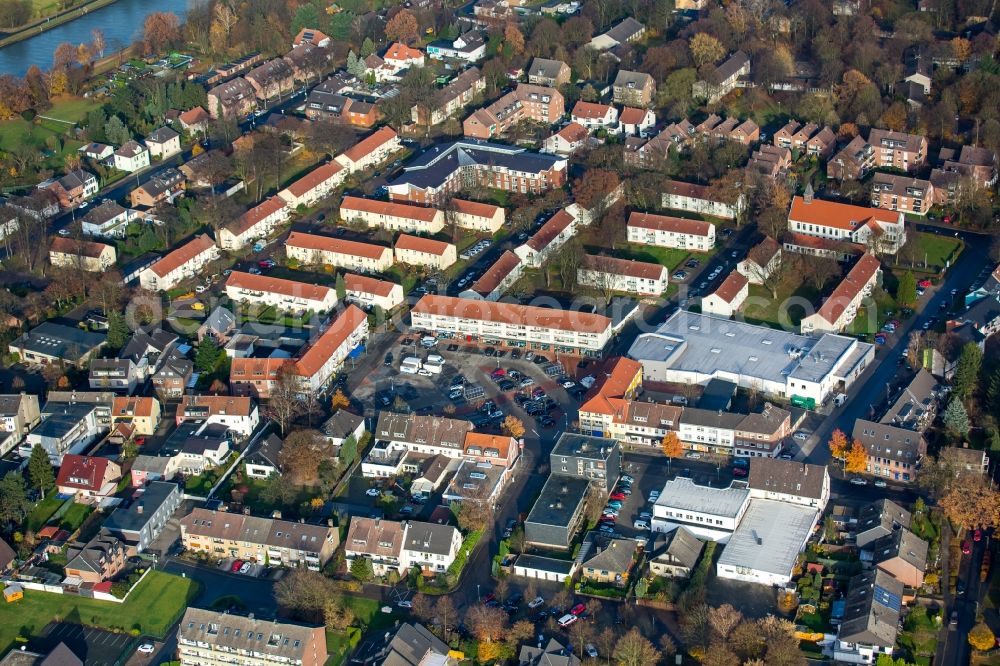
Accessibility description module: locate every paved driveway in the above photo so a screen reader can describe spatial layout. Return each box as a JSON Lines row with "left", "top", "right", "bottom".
{"left": 161, "top": 559, "right": 278, "bottom": 615}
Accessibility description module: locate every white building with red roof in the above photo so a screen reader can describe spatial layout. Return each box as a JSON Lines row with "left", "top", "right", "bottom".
{"left": 373, "top": 42, "right": 425, "bottom": 81}
{"left": 286, "top": 232, "right": 393, "bottom": 272}
{"left": 139, "top": 234, "right": 220, "bottom": 291}
{"left": 293, "top": 27, "right": 331, "bottom": 47}
{"left": 571, "top": 101, "right": 620, "bottom": 133}
{"left": 344, "top": 273, "right": 404, "bottom": 311}
{"left": 626, "top": 212, "right": 715, "bottom": 252}
{"left": 225, "top": 271, "right": 338, "bottom": 312}
{"left": 394, "top": 234, "right": 457, "bottom": 270}
{"left": 56, "top": 454, "right": 122, "bottom": 504}
{"left": 293, "top": 305, "right": 368, "bottom": 394}
{"left": 543, "top": 122, "right": 590, "bottom": 156}
{"left": 219, "top": 197, "right": 290, "bottom": 250}
{"left": 514, "top": 207, "right": 579, "bottom": 268}
{"left": 334, "top": 127, "right": 402, "bottom": 174}
{"left": 619, "top": 107, "right": 656, "bottom": 136}
{"left": 340, "top": 196, "right": 444, "bottom": 234}
{"left": 277, "top": 161, "right": 345, "bottom": 209}
{"left": 786, "top": 192, "right": 907, "bottom": 255}
{"left": 448, "top": 198, "right": 505, "bottom": 232}
{"left": 464, "top": 250, "right": 523, "bottom": 301}
{"left": 701, "top": 271, "right": 749, "bottom": 318}
{"left": 577, "top": 254, "right": 669, "bottom": 296}
{"left": 800, "top": 253, "right": 882, "bottom": 335}
{"left": 662, "top": 179, "right": 744, "bottom": 220}
{"left": 411, "top": 294, "right": 612, "bottom": 355}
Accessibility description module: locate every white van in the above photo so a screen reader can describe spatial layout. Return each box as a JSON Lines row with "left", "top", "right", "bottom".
{"left": 557, "top": 614, "right": 578, "bottom": 627}
{"left": 400, "top": 357, "right": 421, "bottom": 374}
{"left": 420, "top": 336, "right": 438, "bottom": 348}
{"left": 633, "top": 520, "right": 650, "bottom": 530}
{"left": 426, "top": 354, "right": 444, "bottom": 365}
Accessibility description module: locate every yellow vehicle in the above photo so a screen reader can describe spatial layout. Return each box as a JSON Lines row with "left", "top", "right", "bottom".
{"left": 191, "top": 302, "right": 205, "bottom": 311}
{"left": 173, "top": 292, "right": 195, "bottom": 301}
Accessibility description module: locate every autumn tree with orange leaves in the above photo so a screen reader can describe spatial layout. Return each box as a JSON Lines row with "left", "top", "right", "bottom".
{"left": 828, "top": 429, "right": 848, "bottom": 460}
{"left": 844, "top": 439, "right": 868, "bottom": 474}
{"left": 661, "top": 432, "right": 683, "bottom": 468}
{"left": 385, "top": 10, "right": 418, "bottom": 44}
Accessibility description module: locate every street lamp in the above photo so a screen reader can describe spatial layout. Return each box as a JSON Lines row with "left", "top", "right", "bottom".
{"left": 477, "top": 584, "right": 481, "bottom": 602}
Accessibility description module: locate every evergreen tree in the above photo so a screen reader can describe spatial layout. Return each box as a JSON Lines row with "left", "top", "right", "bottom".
{"left": 953, "top": 343, "right": 983, "bottom": 399}
{"left": 103, "top": 116, "right": 130, "bottom": 147}
{"left": 989, "top": 429, "right": 1000, "bottom": 453}
{"left": 195, "top": 335, "right": 221, "bottom": 373}
{"left": 943, "top": 398, "right": 970, "bottom": 436}
{"left": 340, "top": 435, "right": 357, "bottom": 467}
{"left": 347, "top": 50, "right": 358, "bottom": 74}
{"left": 897, "top": 271, "right": 917, "bottom": 307}
{"left": 0, "top": 472, "right": 28, "bottom": 530}
{"left": 27, "top": 446, "right": 54, "bottom": 500}
{"left": 335, "top": 272, "right": 346, "bottom": 301}
{"left": 291, "top": 4, "right": 320, "bottom": 36}
{"left": 361, "top": 37, "right": 375, "bottom": 57}
{"left": 986, "top": 366, "right": 1000, "bottom": 414}
{"left": 105, "top": 312, "right": 129, "bottom": 349}
{"left": 350, "top": 556, "right": 374, "bottom": 582}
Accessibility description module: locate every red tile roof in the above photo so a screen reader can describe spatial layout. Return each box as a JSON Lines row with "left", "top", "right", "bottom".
{"left": 341, "top": 126, "right": 398, "bottom": 163}
{"left": 56, "top": 454, "right": 117, "bottom": 492}
{"left": 226, "top": 270, "right": 334, "bottom": 302}
{"left": 178, "top": 107, "right": 210, "bottom": 126}
{"left": 619, "top": 107, "right": 648, "bottom": 125}
{"left": 788, "top": 196, "right": 901, "bottom": 232}
{"left": 286, "top": 231, "right": 391, "bottom": 260}
{"left": 112, "top": 396, "right": 157, "bottom": 418}
{"left": 340, "top": 196, "right": 439, "bottom": 222}
{"left": 709, "top": 270, "right": 749, "bottom": 304}
{"left": 451, "top": 198, "right": 501, "bottom": 218}
{"left": 555, "top": 122, "right": 588, "bottom": 142}
{"left": 581, "top": 254, "right": 666, "bottom": 281}
{"left": 463, "top": 432, "right": 516, "bottom": 460}
{"left": 784, "top": 231, "right": 863, "bottom": 255}
{"left": 178, "top": 395, "right": 255, "bottom": 417}
{"left": 284, "top": 162, "right": 343, "bottom": 198}
{"left": 226, "top": 197, "right": 287, "bottom": 237}
{"left": 579, "top": 357, "right": 642, "bottom": 416}
{"left": 627, "top": 212, "right": 713, "bottom": 237}
{"left": 344, "top": 273, "right": 399, "bottom": 298}
{"left": 814, "top": 253, "right": 881, "bottom": 325}
{"left": 572, "top": 101, "right": 614, "bottom": 119}
{"left": 294, "top": 305, "right": 367, "bottom": 377}
{"left": 149, "top": 234, "right": 216, "bottom": 278}
{"left": 384, "top": 42, "right": 423, "bottom": 62}
{"left": 50, "top": 237, "right": 112, "bottom": 259}
{"left": 230, "top": 357, "right": 291, "bottom": 381}
{"left": 472, "top": 250, "right": 521, "bottom": 294}
{"left": 395, "top": 234, "right": 452, "bottom": 256}
{"left": 412, "top": 294, "right": 611, "bottom": 334}
{"left": 526, "top": 209, "right": 574, "bottom": 252}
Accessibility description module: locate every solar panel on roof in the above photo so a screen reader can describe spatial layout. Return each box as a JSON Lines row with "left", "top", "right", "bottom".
{"left": 873, "top": 584, "right": 901, "bottom": 611}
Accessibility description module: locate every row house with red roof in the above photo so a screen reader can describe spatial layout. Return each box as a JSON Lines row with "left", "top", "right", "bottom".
{"left": 285, "top": 232, "right": 393, "bottom": 272}
{"left": 626, "top": 212, "right": 716, "bottom": 252}
{"left": 218, "top": 197, "right": 290, "bottom": 250}
{"left": 225, "top": 271, "right": 338, "bottom": 313}
{"left": 577, "top": 254, "right": 669, "bottom": 296}
{"left": 344, "top": 273, "right": 405, "bottom": 311}
{"left": 394, "top": 235, "right": 457, "bottom": 270}
{"left": 277, "top": 161, "right": 345, "bottom": 209}
{"left": 333, "top": 126, "right": 402, "bottom": 174}
{"left": 139, "top": 234, "right": 220, "bottom": 291}
{"left": 800, "top": 253, "right": 882, "bottom": 335}
{"left": 785, "top": 190, "right": 907, "bottom": 256}
{"left": 339, "top": 196, "right": 444, "bottom": 234}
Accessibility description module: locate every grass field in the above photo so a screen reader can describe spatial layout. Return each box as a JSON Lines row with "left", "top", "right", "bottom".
{"left": 741, "top": 283, "right": 820, "bottom": 329}
{"left": 40, "top": 96, "right": 100, "bottom": 123}
{"left": 0, "top": 96, "right": 98, "bottom": 171}
{"left": 916, "top": 232, "right": 964, "bottom": 271}
{"left": 0, "top": 571, "right": 199, "bottom": 653}
{"left": 325, "top": 596, "right": 394, "bottom": 666}
{"left": 26, "top": 497, "right": 65, "bottom": 532}
{"left": 57, "top": 503, "right": 93, "bottom": 532}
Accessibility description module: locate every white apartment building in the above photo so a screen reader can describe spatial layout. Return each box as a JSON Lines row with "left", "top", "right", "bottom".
{"left": 113, "top": 141, "right": 150, "bottom": 172}
{"left": 345, "top": 517, "right": 463, "bottom": 576}
{"left": 277, "top": 162, "right": 345, "bottom": 209}
{"left": 334, "top": 126, "right": 402, "bottom": 173}
{"left": 651, "top": 477, "right": 751, "bottom": 542}
{"left": 514, "top": 208, "right": 578, "bottom": 268}
{"left": 293, "top": 305, "right": 369, "bottom": 395}
{"left": 344, "top": 273, "right": 404, "bottom": 311}
{"left": 577, "top": 254, "right": 669, "bottom": 296}
{"left": 177, "top": 608, "right": 328, "bottom": 666}
{"left": 787, "top": 194, "right": 907, "bottom": 255}
{"left": 800, "top": 254, "right": 881, "bottom": 334}
{"left": 139, "top": 234, "right": 220, "bottom": 291}
{"left": 571, "top": 101, "right": 620, "bottom": 133}
{"left": 627, "top": 212, "right": 716, "bottom": 252}
{"left": 219, "top": 197, "right": 290, "bottom": 250}
{"left": 449, "top": 199, "right": 505, "bottom": 233}
{"left": 225, "top": 271, "right": 338, "bottom": 312}
{"left": 701, "top": 271, "right": 749, "bottom": 318}
{"left": 285, "top": 232, "right": 393, "bottom": 273}
{"left": 410, "top": 294, "right": 612, "bottom": 355}
{"left": 177, "top": 395, "right": 260, "bottom": 440}
{"left": 340, "top": 196, "right": 444, "bottom": 234}
{"left": 394, "top": 234, "right": 457, "bottom": 270}
{"left": 661, "top": 180, "right": 744, "bottom": 220}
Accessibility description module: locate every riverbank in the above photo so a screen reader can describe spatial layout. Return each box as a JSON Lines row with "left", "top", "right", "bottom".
{"left": 0, "top": 0, "right": 121, "bottom": 50}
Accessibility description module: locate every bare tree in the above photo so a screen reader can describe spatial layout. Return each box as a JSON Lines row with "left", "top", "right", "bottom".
{"left": 267, "top": 364, "right": 304, "bottom": 434}
{"left": 584, "top": 254, "right": 622, "bottom": 306}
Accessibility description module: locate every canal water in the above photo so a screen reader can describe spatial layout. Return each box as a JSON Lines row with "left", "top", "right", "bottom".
{"left": 0, "top": 0, "right": 196, "bottom": 76}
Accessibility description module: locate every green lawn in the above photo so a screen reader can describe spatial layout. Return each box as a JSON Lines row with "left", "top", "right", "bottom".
{"left": 0, "top": 571, "right": 198, "bottom": 653}
{"left": 583, "top": 243, "right": 696, "bottom": 272}
{"left": 42, "top": 96, "right": 100, "bottom": 124}
{"left": 57, "top": 503, "right": 93, "bottom": 532}
{"left": 324, "top": 596, "right": 394, "bottom": 666}
{"left": 916, "top": 232, "right": 964, "bottom": 272}
{"left": 741, "top": 283, "right": 820, "bottom": 329}
{"left": 846, "top": 289, "right": 897, "bottom": 337}
{"left": 26, "top": 497, "right": 65, "bottom": 532}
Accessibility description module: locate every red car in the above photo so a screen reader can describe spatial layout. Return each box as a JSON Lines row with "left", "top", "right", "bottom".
{"left": 732, "top": 467, "right": 748, "bottom": 477}
{"left": 490, "top": 368, "right": 506, "bottom": 379}
{"left": 609, "top": 492, "right": 626, "bottom": 501}
{"left": 134, "top": 436, "right": 146, "bottom": 447}
{"left": 231, "top": 559, "right": 244, "bottom": 572}
{"left": 570, "top": 603, "right": 586, "bottom": 616}
{"left": 962, "top": 540, "right": 972, "bottom": 555}
{"left": 974, "top": 529, "right": 983, "bottom": 542}
{"left": 918, "top": 279, "right": 932, "bottom": 289}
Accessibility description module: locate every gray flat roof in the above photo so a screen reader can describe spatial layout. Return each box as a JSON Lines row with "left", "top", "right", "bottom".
{"left": 628, "top": 311, "right": 871, "bottom": 386}
{"left": 717, "top": 499, "right": 818, "bottom": 577}
{"left": 654, "top": 477, "right": 749, "bottom": 518}
{"left": 515, "top": 554, "right": 575, "bottom": 574}
{"left": 525, "top": 475, "right": 590, "bottom": 527}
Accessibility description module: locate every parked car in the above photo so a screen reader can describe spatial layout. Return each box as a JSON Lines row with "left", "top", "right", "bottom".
{"left": 585, "top": 645, "right": 599, "bottom": 658}
{"left": 137, "top": 644, "right": 155, "bottom": 654}
{"left": 528, "top": 596, "right": 545, "bottom": 608}
{"left": 570, "top": 603, "right": 586, "bottom": 616}
{"left": 239, "top": 562, "right": 252, "bottom": 574}
{"left": 849, "top": 477, "right": 867, "bottom": 486}
{"left": 962, "top": 540, "right": 972, "bottom": 555}
{"left": 231, "top": 560, "right": 244, "bottom": 572}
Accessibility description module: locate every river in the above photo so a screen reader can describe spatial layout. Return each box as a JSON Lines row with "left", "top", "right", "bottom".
{"left": 0, "top": 0, "right": 197, "bottom": 76}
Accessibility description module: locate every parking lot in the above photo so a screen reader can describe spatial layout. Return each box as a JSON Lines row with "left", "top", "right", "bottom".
{"left": 352, "top": 334, "right": 589, "bottom": 435}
